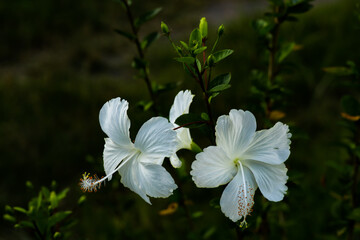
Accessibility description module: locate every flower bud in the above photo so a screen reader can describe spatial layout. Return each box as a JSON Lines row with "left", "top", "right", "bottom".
{"left": 199, "top": 17, "right": 208, "bottom": 39}
{"left": 161, "top": 21, "right": 170, "bottom": 35}
{"left": 218, "top": 24, "right": 225, "bottom": 37}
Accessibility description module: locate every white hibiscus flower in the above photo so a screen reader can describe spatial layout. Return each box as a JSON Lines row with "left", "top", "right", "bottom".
{"left": 169, "top": 90, "right": 194, "bottom": 168}
{"left": 190, "top": 109, "right": 291, "bottom": 225}
{"left": 80, "top": 97, "right": 178, "bottom": 204}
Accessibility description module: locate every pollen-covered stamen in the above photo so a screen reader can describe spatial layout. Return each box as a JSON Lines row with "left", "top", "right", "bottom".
{"left": 80, "top": 151, "right": 137, "bottom": 192}
{"left": 237, "top": 161, "right": 255, "bottom": 227}
{"left": 79, "top": 172, "right": 102, "bottom": 192}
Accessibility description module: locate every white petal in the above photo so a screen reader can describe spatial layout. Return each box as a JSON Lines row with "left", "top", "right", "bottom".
{"left": 103, "top": 138, "right": 134, "bottom": 181}
{"left": 215, "top": 109, "right": 256, "bottom": 159}
{"left": 242, "top": 122, "right": 291, "bottom": 165}
{"left": 99, "top": 98, "right": 132, "bottom": 146}
{"left": 118, "top": 154, "right": 150, "bottom": 203}
{"left": 191, "top": 146, "right": 237, "bottom": 188}
{"left": 170, "top": 153, "right": 182, "bottom": 168}
{"left": 134, "top": 117, "right": 177, "bottom": 159}
{"left": 118, "top": 155, "right": 177, "bottom": 204}
{"left": 176, "top": 128, "right": 192, "bottom": 150}
{"left": 244, "top": 160, "right": 288, "bottom": 202}
{"left": 138, "top": 163, "right": 178, "bottom": 199}
{"left": 169, "top": 90, "right": 194, "bottom": 123}
{"left": 220, "top": 164, "right": 257, "bottom": 222}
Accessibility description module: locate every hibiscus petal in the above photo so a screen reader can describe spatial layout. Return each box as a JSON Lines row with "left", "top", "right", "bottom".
{"left": 99, "top": 97, "right": 132, "bottom": 146}
{"left": 119, "top": 155, "right": 177, "bottom": 204}
{"left": 242, "top": 122, "right": 291, "bottom": 165}
{"left": 170, "top": 153, "right": 182, "bottom": 168}
{"left": 138, "top": 163, "right": 178, "bottom": 199}
{"left": 244, "top": 160, "right": 288, "bottom": 202}
{"left": 118, "top": 155, "right": 150, "bottom": 203}
{"left": 170, "top": 90, "right": 194, "bottom": 151}
{"left": 169, "top": 90, "right": 194, "bottom": 123}
{"left": 103, "top": 138, "right": 134, "bottom": 181}
{"left": 215, "top": 109, "right": 256, "bottom": 159}
{"left": 134, "top": 117, "right": 177, "bottom": 159}
{"left": 191, "top": 146, "right": 237, "bottom": 188}
{"left": 220, "top": 164, "right": 257, "bottom": 222}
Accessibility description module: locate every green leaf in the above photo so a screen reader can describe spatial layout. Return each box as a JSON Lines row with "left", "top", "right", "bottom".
{"left": 189, "top": 28, "right": 202, "bottom": 48}
{"left": 201, "top": 113, "right": 209, "bottom": 121}
{"left": 114, "top": 29, "right": 136, "bottom": 41}
{"left": 57, "top": 188, "right": 69, "bottom": 202}
{"left": 192, "top": 211, "right": 203, "bottom": 218}
{"left": 277, "top": 42, "right": 296, "bottom": 63}
{"left": 14, "top": 220, "right": 35, "bottom": 229}
{"left": 141, "top": 32, "right": 160, "bottom": 50}
{"left": 341, "top": 95, "right": 360, "bottom": 116}
{"left": 323, "top": 67, "right": 354, "bottom": 76}
{"left": 134, "top": 8, "right": 162, "bottom": 29}
{"left": 211, "top": 49, "right": 234, "bottom": 64}
{"left": 13, "top": 207, "right": 28, "bottom": 215}
{"left": 196, "top": 58, "right": 201, "bottom": 72}
{"left": 78, "top": 195, "right": 87, "bottom": 205}
{"left": 48, "top": 211, "right": 72, "bottom": 228}
{"left": 180, "top": 41, "right": 189, "bottom": 50}
{"left": 3, "top": 214, "right": 16, "bottom": 223}
{"left": 193, "top": 46, "right": 207, "bottom": 55}
{"left": 208, "top": 93, "right": 220, "bottom": 103}
{"left": 208, "top": 84, "right": 231, "bottom": 93}
{"left": 136, "top": 100, "right": 153, "bottom": 111}
{"left": 208, "top": 73, "right": 231, "bottom": 90}
{"left": 175, "top": 114, "right": 206, "bottom": 129}
{"left": 50, "top": 191, "right": 58, "bottom": 209}
{"left": 175, "top": 57, "right": 195, "bottom": 65}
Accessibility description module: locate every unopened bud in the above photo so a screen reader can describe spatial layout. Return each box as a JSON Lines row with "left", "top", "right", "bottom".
{"left": 161, "top": 21, "right": 170, "bottom": 35}
{"left": 218, "top": 24, "right": 225, "bottom": 37}
{"left": 199, "top": 17, "right": 208, "bottom": 39}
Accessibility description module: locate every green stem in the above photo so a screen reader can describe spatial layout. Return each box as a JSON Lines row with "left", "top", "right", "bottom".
{"left": 193, "top": 62, "right": 215, "bottom": 143}
{"left": 122, "top": 0, "right": 158, "bottom": 115}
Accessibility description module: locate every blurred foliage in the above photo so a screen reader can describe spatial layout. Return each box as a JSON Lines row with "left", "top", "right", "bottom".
{"left": 1, "top": 0, "right": 360, "bottom": 239}
{"left": 3, "top": 181, "right": 84, "bottom": 240}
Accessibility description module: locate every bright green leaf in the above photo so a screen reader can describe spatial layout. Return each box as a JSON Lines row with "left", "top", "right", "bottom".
{"left": 211, "top": 49, "right": 234, "bottom": 64}
{"left": 13, "top": 207, "right": 28, "bottom": 215}
{"left": 208, "top": 73, "right": 231, "bottom": 90}
{"left": 193, "top": 46, "right": 207, "bottom": 55}
{"left": 189, "top": 28, "right": 202, "bottom": 48}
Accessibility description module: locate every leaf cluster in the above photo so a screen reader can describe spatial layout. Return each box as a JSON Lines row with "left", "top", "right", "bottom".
{"left": 3, "top": 181, "right": 84, "bottom": 240}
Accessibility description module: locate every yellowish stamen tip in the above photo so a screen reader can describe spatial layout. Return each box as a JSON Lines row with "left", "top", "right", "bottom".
{"left": 79, "top": 172, "right": 102, "bottom": 192}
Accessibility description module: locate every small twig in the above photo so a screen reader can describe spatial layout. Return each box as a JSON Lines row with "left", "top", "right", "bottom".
{"left": 122, "top": 0, "right": 158, "bottom": 115}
